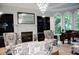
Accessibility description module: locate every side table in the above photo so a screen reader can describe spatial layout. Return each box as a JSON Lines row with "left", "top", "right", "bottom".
{"left": 0, "top": 47, "right": 6, "bottom": 55}
{"left": 50, "top": 46, "right": 59, "bottom": 55}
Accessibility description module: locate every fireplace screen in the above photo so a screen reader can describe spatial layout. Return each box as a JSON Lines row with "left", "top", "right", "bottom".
{"left": 21, "top": 32, "right": 33, "bottom": 42}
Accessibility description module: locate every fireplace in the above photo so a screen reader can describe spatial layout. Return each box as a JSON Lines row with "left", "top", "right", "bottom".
{"left": 21, "top": 32, "right": 33, "bottom": 42}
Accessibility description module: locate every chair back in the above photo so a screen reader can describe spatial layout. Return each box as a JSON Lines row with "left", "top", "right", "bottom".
{"left": 44, "top": 30, "right": 54, "bottom": 40}
{"left": 3, "top": 32, "right": 17, "bottom": 47}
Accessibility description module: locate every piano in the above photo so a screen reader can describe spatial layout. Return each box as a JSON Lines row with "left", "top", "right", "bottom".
{"left": 60, "top": 30, "right": 79, "bottom": 44}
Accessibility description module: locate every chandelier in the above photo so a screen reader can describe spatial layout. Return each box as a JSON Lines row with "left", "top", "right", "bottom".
{"left": 37, "top": 3, "right": 49, "bottom": 14}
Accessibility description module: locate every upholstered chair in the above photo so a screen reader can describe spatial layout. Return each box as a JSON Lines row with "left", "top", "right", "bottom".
{"left": 44, "top": 30, "right": 57, "bottom": 46}
{"left": 3, "top": 32, "right": 17, "bottom": 55}
{"left": 3, "top": 32, "right": 17, "bottom": 54}
{"left": 3, "top": 33, "right": 17, "bottom": 47}
{"left": 44, "top": 30, "right": 54, "bottom": 40}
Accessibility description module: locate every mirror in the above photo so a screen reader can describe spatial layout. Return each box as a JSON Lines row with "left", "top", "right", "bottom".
{"left": 17, "top": 12, "right": 35, "bottom": 24}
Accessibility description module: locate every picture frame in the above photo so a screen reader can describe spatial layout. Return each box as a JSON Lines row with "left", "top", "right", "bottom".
{"left": 17, "top": 12, "right": 35, "bottom": 24}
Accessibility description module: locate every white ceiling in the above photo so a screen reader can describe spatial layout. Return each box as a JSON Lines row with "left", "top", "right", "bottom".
{"left": 0, "top": 3, "right": 79, "bottom": 16}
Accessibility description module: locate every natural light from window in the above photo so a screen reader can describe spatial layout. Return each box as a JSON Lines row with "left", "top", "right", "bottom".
{"left": 64, "top": 12, "right": 72, "bottom": 31}
{"left": 54, "top": 15, "right": 61, "bottom": 34}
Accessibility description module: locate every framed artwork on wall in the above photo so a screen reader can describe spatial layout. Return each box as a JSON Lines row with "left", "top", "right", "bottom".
{"left": 17, "top": 12, "right": 35, "bottom": 24}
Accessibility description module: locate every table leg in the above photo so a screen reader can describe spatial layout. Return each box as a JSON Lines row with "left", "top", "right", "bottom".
{"left": 68, "top": 38, "right": 71, "bottom": 44}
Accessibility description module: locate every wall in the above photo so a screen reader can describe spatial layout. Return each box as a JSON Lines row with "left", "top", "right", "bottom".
{"left": 0, "top": 4, "right": 79, "bottom": 40}
{"left": 0, "top": 5, "right": 38, "bottom": 41}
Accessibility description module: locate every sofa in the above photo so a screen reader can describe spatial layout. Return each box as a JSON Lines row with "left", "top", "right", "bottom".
{"left": 10, "top": 40, "right": 54, "bottom": 55}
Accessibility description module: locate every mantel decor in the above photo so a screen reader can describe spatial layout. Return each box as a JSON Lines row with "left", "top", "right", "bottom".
{"left": 17, "top": 12, "right": 35, "bottom": 24}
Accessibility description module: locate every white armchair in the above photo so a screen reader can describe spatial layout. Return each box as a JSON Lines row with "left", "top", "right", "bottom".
{"left": 44, "top": 30, "right": 54, "bottom": 40}
{"left": 44, "top": 30, "right": 57, "bottom": 46}
{"left": 3, "top": 32, "right": 17, "bottom": 55}
{"left": 3, "top": 33, "right": 17, "bottom": 47}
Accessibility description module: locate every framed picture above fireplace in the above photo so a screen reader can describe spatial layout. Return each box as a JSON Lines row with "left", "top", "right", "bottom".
{"left": 17, "top": 12, "right": 35, "bottom": 24}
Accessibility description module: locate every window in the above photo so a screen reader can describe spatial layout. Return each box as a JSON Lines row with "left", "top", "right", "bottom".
{"left": 54, "top": 15, "right": 61, "bottom": 34}
{"left": 75, "top": 11, "right": 79, "bottom": 31}
{"left": 64, "top": 12, "right": 72, "bottom": 31}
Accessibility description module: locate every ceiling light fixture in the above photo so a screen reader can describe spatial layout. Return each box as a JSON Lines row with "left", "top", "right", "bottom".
{"left": 36, "top": 3, "right": 49, "bottom": 14}
{"left": 0, "top": 12, "right": 3, "bottom": 15}
{"left": 42, "top": 15, "right": 45, "bottom": 17}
